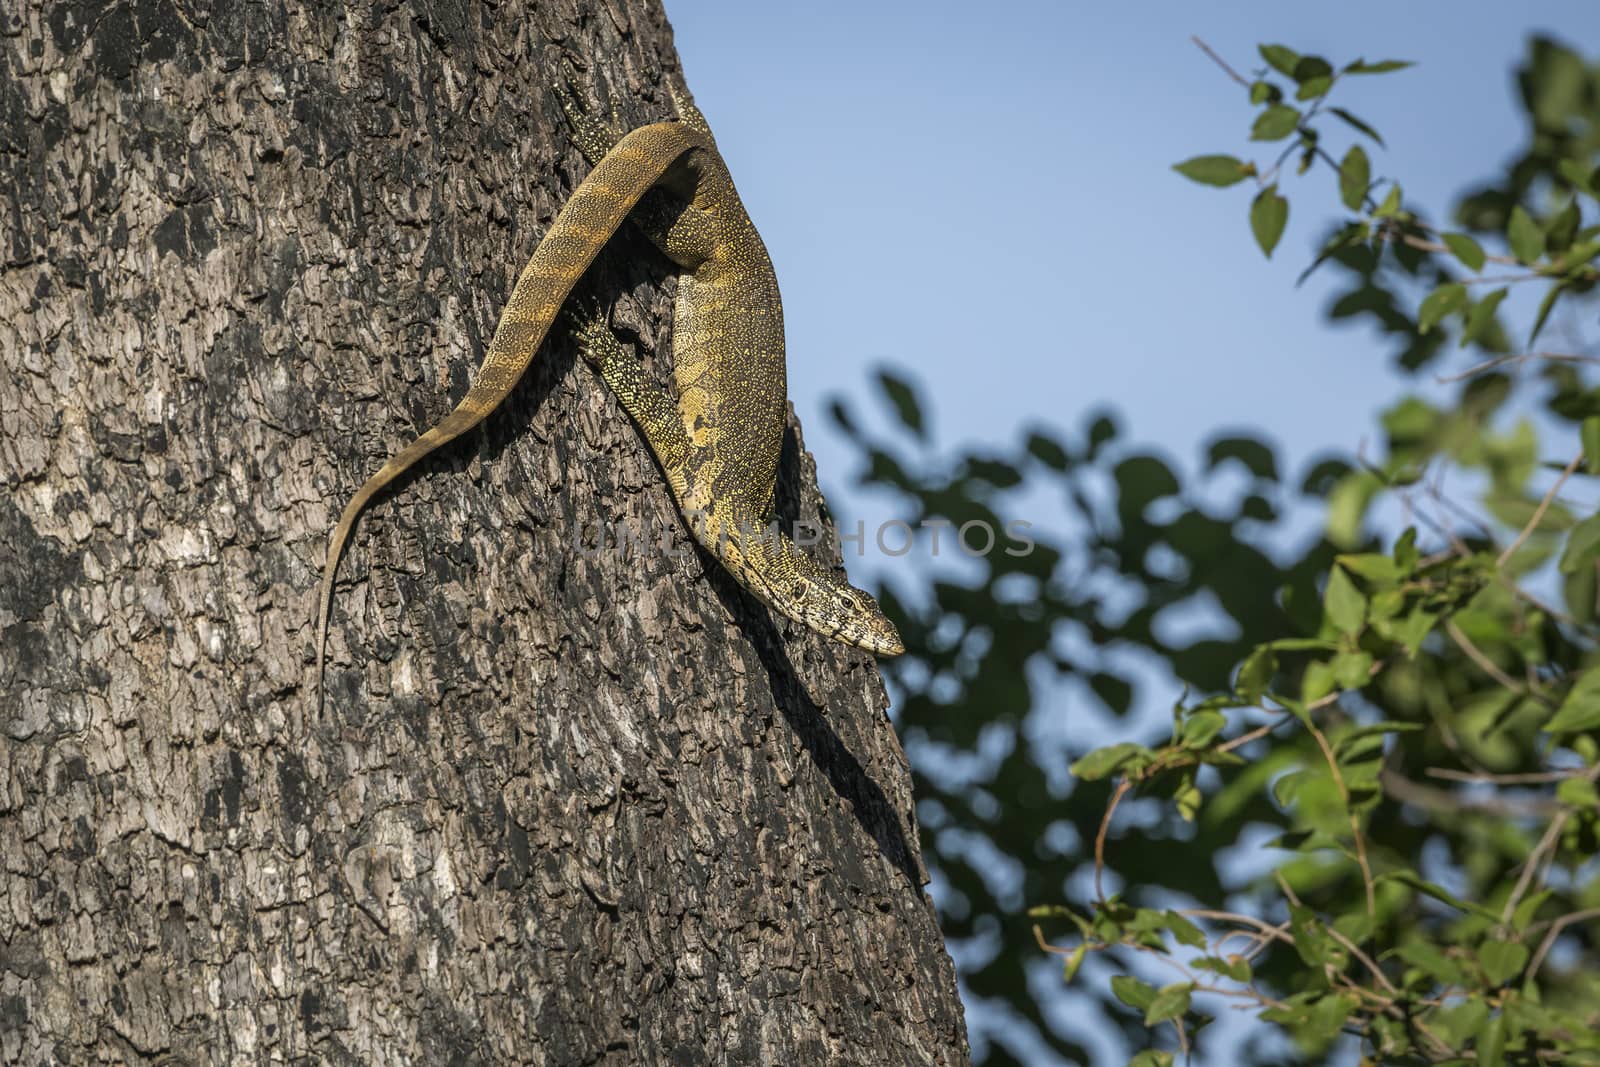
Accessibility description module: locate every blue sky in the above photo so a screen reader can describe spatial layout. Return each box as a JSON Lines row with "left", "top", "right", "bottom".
{"left": 666, "top": 0, "right": 1599, "bottom": 529}
{"left": 662, "top": 4, "right": 1599, "bottom": 1063}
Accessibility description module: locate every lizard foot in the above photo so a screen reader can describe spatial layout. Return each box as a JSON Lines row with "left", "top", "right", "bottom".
{"left": 565, "top": 297, "right": 622, "bottom": 369}
{"left": 554, "top": 76, "right": 627, "bottom": 163}
{"left": 666, "top": 80, "right": 712, "bottom": 138}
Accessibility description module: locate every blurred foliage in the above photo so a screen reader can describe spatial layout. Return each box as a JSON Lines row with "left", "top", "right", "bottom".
{"left": 835, "top": 35, "right": 1600, "bottom": 1067}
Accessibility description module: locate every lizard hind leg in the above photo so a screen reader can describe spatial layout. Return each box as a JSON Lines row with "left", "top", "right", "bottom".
{"left": 666, "top": 81, "right": 713, "bottom": 139}
{"left": 567, "top": 306, "right": 694, "bottom": 494}
{"left": 554, "top": 78, "right": 627, "bottom": 164}
{"left": 566, "top": 307, "right": 904, "bottom": 657}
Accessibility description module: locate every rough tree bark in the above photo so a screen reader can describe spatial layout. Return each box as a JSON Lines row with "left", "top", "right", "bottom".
{"left": 0, "top": 1, "right": 969, "bottom": 1062}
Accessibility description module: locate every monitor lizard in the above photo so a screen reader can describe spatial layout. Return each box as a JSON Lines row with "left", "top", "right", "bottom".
{"left": 314, "top": 84, "right": 904, "bottom": 709}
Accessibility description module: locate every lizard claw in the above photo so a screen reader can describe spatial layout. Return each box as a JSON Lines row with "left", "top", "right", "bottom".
{"left": 564, "top": 295, "right": 616, "bottom": 366}
{"left": 555, "top": 74, "right": 624, "bottom": 163}
{"left": 666, "top": 80, "right": 712, "bottom": 138}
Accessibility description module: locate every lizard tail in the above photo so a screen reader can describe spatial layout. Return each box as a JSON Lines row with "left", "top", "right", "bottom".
{"left": 315, "top": 120, "right": 711, "bottom": 711}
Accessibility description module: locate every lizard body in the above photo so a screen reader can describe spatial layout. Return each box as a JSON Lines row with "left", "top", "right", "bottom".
{"left": 316, "top": 89, "right": 902, "bottom": 709}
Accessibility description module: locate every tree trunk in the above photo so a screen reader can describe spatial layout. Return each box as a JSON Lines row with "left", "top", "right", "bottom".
{"left": 0, "top": 2, "right": 968, "bottom": 1063}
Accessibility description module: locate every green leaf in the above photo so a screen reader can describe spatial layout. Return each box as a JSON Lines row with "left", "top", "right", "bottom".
{"left": 1071, "top": 742, "right": 1152, "bottom": 781}
{"left": 1087, "top": 412, "right": 1119, "bottom": 455}
{"left": 1546, "top": 198, "right": 1581, "bottom": 252}
{"left": 1344, "top": 58, "right": 1414, "bottom": 75}
{"left": 1258, "top": 44, "right": 1300, "bottom": 76}
{"left": 1062, "top": 943, "right": 1087, "bottom": 983}
{"left": 1327, "top": 469, "right": 1382, "bottom": 548}
{"left": 1462, "top": 287, "right": 1508, "bottom": 347}
{"left": 1297, "top": 221, "right": 1370, "bottom": 285}
{"left": 1433, "top": 998, "right": 1489, "bottom": 1046}
{"left": 1285, "top": 902, "right": 1338, "bottom": 968}
{"left": 876, "top": 371, "right": 925, "bottom": 440}
{"left": 1394, "top": 527, "right": 1419, "bottom": 571}
{"left": 1507, "top": 205, "right": 1545, "bottom": 264}
{"left": 1330, "top": 650, "right": 1374, "bottom": 690}
{"left": 1251, "top": 105, "right": 1301, "bottom": 142}
{"left": 1379, "top": 605, "right": 1436, "bottom": 656}
{"left": 1324, "top": 565, "right": 1367, "bottom": 633}
{"left": 1567, "top": 562, "right": 1597, "bottom": 626}
{"left": 1206, "top": 436, "right": 1278, "bottom": 480}
{"left": 1477, "top": 1014, "right": 1507, "bottom": 1067}
{"left": 1558, "top": 157, "right": 1595, "bottom": 195}
{"left": 1548, "top": 667, "right": 1600, "bottom": 733}
{"left": 1372, "top": 183, "right": 1402, "bottom": 218}
{"left": 1442, "top": 232, "right": 1487, "bottom": 272}
{"left": 1111, "top": 974, "right": 1157, "bottom": 1011}
{"left": 1328, "top": 106, "right": 1385, "bottom": 146}
{"left": 1337, "top": 552, "right": 1400, "bottom": 584}
{"left": 1249, "top": 80, "right": 1279, "bottom": 105}
{"left": 828, "top": 400, "right": 859, "bottom": 437}
{"left": 1394, "top": 939, "right": 1467, "bottom": 984}
{"left": 1173, "top": 154, "right": 1253, "bottom": 188}
{"left": 1126, "top": 1052, "right": 1174, "bottom": 1067}
{"left": 1266, "top": 637, "right": 1342, "bottom": 652}
{"left": 1417, "top": 282, "right": 1467, "bottom": 334}
{"left": 1164, "top": 911, "right": 1206, "bottom": 948}
{"left": 1333, "top": 722, "right": 1422, "bottom": 760}
{"left": 1560, "top": 236, "right": 1600, "bottom": 272}
{"left": 1144, "top": 982, "right": 1193, "bottom": 1026}
{"left": 1529, "top": 280, "right": 1568, "bottom": 345}
{"left": 1291, "top": 56, "right": 1333, "bottom": 84}
{"left": 1557, "top": 776, "right": 1600, "bottom": 809}
{"left": 1511, "top": 891, "right": 1551, "bottom": 932}
{"left": 1561, "top": 514, "right": 1600, "bottom": 574}
{"left": 1251, "top": 186, "right": 1289, "bottom": 258}
{"left": 1236, "top": 647, "right": 1277, "bottom": 701}
{"left": 1296, "top": 76, "right": 1333, "bottom": 101}
{"left": 1027, "top": 431, "right": 1072, "bottom": 471}
{"left": 1478, "top": 940, "right": 1528, "bottom": 986}
{"left": 1383, "top": 871, "right": 1500, "bottom": 919}
{"left": 1304, "top": 994, "right": 1359, "bottom": 1050}
{"left": 1585, "top": 418, "right": 1600, "bottom": 474}
{"left": 1203, "top": 954, "right": 1251, "bottom": 982}
{"left": 1337, "top": 146, "right": 1370, "bottom": 211}
{"left": 1180, "top": 709, "right": 1227, "bottom": 748}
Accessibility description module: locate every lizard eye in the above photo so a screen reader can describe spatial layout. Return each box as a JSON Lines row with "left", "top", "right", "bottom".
{"left": 790, "top": 580, "right": 807, "bottom": 600}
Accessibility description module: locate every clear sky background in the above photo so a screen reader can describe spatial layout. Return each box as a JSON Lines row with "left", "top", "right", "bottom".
{"left": 666, "top": 0, "right": 1599, "bottom": 525}
{"left": 661, "top": 3, "right": 1600, "bottom": 1063}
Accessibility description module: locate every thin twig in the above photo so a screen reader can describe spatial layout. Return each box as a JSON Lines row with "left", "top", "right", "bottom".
{"left": 1502, "top": 762, "right": 1600, "bottom": 922}
{"left": 1306, "top": 720, "right": 1377, "bottom": 916}
{"left": 1454, "top": 272, "right": 1546, "bottom": 286}
{"left": 1390, "top": 230, "right": 1526, "bottom": 269}
{"left": 1094, "top": 779, "right": 1132, "bottom": 903}
{"left": 1499, "top": 452, "right": 1583, "bottom": 567}
{"left": 1504, "top": 813, "right": 1567, "bottom": 924}
{"left": 1216, "top": 712, "right": 1294, "bottom": 755}
{"left": 1381, "top": 767, "right": 1560, "bottom": 818}
{"left": 1191, "top": 36, "right": 1250, "bottom": 88}
{"left": 1435, "top": 351, "right": 1600, "bottom": 384}
{"left": 1426, "top": 767, "right": 1582, "bottom": 785}
{"left": 1186, "top": 908, "right": 1399, "bottom": 997}
{"left": 1446, "top": 618, "right": 1552, "bottom": 708}
{"left": 1528, "top": 908, "right": 1600, "bottom": 979}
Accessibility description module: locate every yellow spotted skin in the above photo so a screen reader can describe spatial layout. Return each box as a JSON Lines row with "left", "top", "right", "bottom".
{"left": 316, "top": 89, "right": 902, "bottom": 708}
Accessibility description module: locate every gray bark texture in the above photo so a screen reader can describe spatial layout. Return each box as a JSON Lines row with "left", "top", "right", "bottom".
{"left": 0, "top": 0, "right": 969, "bottom": 1063}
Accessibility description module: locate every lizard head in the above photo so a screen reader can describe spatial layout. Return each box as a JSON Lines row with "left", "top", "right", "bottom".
{"left": 786, "top": 574, "right": 905, "bottom": 657}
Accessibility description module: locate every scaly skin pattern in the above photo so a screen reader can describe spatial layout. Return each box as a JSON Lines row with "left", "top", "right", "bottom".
{"left": 316, "top": 91, "right": 902, "bottom": 708}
